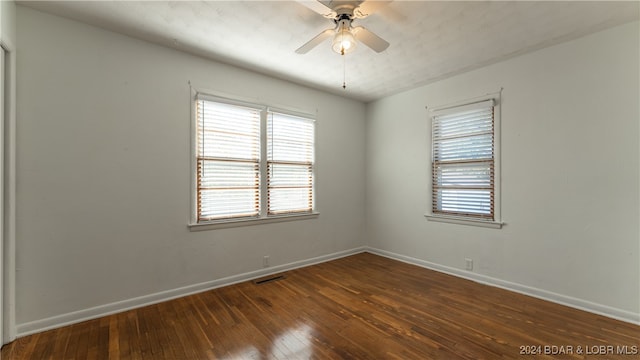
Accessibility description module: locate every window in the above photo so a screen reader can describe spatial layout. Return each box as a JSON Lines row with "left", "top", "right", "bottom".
{"left": 427, "top": 95, "right": 502, "bottom": 228}
{"left": 193, "top": 93, "right": 316, "bottom": 227}
{"left": 196, "top": 99, "right": 261, "bottom": 221}
{"left": 267, "top": 112, "right": 315, "bottom": 215}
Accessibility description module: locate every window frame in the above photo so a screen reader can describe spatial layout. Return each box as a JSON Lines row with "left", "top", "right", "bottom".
{"left": 425, "top": 91, "right": 503, "bottom": 229}
{"left": 189, "top": 90, "right": 318, "bottom": 231}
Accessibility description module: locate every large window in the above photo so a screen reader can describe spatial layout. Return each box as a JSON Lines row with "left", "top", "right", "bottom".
{"left": 193, "top": 94, "right": 315, "bottom": 226}
{"left": 427, "top": 95, "right": 502, "bottom": 228}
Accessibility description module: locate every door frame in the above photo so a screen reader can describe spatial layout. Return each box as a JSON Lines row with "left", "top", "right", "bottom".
{"left": 1, "top": 38, "right": 16, "bottom": 345}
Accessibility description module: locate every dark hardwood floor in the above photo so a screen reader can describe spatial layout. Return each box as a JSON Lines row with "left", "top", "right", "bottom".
{"left": 2, "top": 252, "right": 639, "bottom": 359}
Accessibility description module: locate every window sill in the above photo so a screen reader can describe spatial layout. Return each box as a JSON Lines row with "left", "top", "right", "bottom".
{"left": 424, "top": 214, "right": 504, "bottom": 229}
{"left": 189, "top": 212, "right": 320, "bottom": 231}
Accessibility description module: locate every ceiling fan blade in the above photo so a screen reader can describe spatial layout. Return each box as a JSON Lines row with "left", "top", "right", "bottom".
{"left": 295, "top": 28, "right": 335, "bottom": 54}
{"left": 297, "top": 1, "right": 336, "bottom": 18}
{"left": 354, "top": 0, "right": 393, "bottom": 18}
{"left": 352, "top": 26, "right": 390, "bottom": 52}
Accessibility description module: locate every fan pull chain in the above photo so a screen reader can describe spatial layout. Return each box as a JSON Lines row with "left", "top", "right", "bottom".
{"left": 342, "top": 50, "right": 347, "bottom": 89}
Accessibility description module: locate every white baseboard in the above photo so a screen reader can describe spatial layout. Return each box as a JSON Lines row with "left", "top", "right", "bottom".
{"left": 16, "top": 247, "right": 367, "bottom": 337}
{"left": 366, "top": 247, "right": 640, "bottom": 325}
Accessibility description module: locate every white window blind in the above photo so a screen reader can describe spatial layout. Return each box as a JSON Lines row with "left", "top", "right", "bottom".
{"left": 432, "top": 99, "right": 495, "bottom": 220}
{"left": 196, "top": 98, "right": 261, "bottom": 221}
{"left": 267, "top": 111, "right": 315, "bottom": 215}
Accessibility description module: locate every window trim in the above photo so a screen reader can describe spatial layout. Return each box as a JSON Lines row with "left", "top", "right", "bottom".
{"left": 188, "top": 89, "right": 318, "bottom": 230}
{"left": 425, "top": 91, "right": 504, "bottom": 229}
{"left": 189, "top": 212, "right": 320, "bottom": 231}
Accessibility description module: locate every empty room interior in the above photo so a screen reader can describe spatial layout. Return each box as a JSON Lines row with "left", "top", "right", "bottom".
{"left": 0, "top": 0, "right": 639, "bottom": 359}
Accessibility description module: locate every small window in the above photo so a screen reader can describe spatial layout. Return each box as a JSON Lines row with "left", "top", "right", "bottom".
{"left": 428, "top": 96, "right": 502, "bottom": 227}
{"left": 192, "top": 93, "right": 316, "bottom": 227}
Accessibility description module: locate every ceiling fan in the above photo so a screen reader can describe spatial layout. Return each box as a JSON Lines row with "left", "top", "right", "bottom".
{"left": 296, "top": 1, "right": 390, "bottom": 55}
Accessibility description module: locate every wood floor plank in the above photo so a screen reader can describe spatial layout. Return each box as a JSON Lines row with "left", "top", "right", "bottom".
{"left": 2, "top": 253, "right": 639, "bottom": 359}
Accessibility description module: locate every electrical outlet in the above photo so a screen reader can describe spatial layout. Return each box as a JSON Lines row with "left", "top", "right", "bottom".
{"left": 263, "top": 255, "right": 270, "bottom": 268}
{"left": 465, "top": 258, "right": 473, "bottom": 271}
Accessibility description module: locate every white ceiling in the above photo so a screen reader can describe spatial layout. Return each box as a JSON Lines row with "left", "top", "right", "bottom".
{"left": 20, "top": 1, "right": 640, "bottom": 102}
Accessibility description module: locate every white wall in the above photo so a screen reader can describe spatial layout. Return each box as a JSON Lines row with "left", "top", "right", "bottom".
{"left": 366, "top": 21, "right": 639, "bottom": 321}
{"left": 15, "top": 6, "right": 366, "bottom": 332}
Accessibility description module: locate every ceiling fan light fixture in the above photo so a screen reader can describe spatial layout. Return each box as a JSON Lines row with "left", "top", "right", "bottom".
{"left": 332, "top": 27, "right": 356, "bottom": 55}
